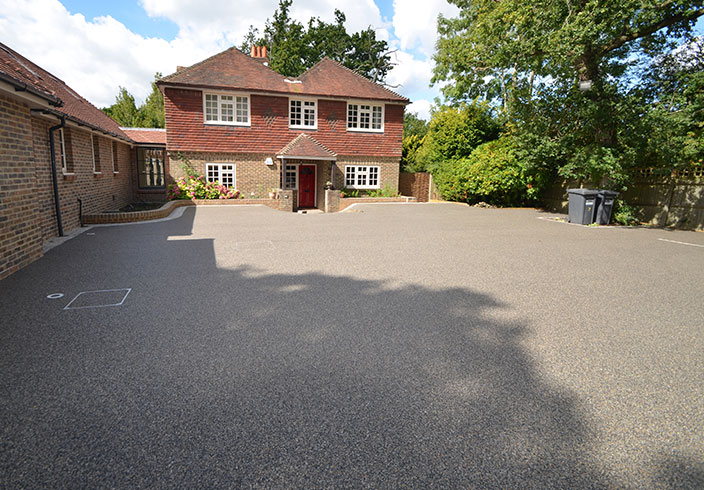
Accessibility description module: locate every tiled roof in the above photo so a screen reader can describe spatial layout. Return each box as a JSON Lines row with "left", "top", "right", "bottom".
{"left": 159, "top": 47, "right": 409, "bottom": 104}
{"left": 0, "top": 42, "right": 129, "bottom": 141}
{"left": 121, "top": 127, "right": 166, "bottom": 145}
{"left": 278, "top": 134, "right": 336, "bottom": 159}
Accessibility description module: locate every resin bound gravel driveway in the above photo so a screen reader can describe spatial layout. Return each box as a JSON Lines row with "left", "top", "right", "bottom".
{"left": 1, "top": 203, "right": 702, "bottom": 489}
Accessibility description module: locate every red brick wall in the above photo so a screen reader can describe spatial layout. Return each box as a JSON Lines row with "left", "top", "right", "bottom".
{"left": 0, "top": 93, "right": 43, "bottom": 280}
{"left": 33, "top": 119, "right": 134, "bottom": 239}
{"left": 1, "top": 89, "right": 134, "bottom": 280}
{"left": 164, "top": 89, "right": 403, "bottom": 158}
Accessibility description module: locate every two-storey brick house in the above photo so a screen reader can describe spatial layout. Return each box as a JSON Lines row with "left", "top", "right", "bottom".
{"left": 158, "top": 46, "right": 409, "bottom": 209}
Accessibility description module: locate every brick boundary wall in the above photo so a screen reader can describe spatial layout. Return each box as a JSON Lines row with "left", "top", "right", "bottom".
{"left": 339, "top": 196, "right": 417, "bottom": 210}
{"left": 399, "top": 172, "right": 431, "bottom": 202}
{"left": 83, "top": 199, "right": 280, "bottom": 224}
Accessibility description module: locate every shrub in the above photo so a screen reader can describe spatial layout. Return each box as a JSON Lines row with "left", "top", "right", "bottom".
{"left": 366, "top": 185, "right": 400, "bottom": 198}
{"left": 434, "top": 136, "right": 546, "bottom": 206}
{"left": 167, "top": 174, "right": 240, "bottom": 200}
{"left": 612, "top": 199, "right": 639, "bottom": 226}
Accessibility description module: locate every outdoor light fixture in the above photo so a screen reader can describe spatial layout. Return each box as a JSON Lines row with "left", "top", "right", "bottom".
{"left": 265, "top": 157, "right": 274, "bottom": 165}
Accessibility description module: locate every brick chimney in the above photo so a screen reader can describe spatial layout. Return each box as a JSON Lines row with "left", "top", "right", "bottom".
{"left": 250, "top": 45, "right": 269, "bottom": 65}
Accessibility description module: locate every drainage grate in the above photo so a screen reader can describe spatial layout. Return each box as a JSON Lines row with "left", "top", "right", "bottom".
{"left": 64, "top": 288, "right": 131, "bottom": 310}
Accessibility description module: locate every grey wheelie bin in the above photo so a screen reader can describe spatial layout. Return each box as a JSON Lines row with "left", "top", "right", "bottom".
{"left": 567, "top": 188, "right": 598, "bottom": 224}
{"left": 595, "top": 190, "right": 619, "bottom": 225}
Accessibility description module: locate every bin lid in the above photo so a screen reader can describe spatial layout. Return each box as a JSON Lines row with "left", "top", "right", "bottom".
{"left": 567, "top": 188, "right": 598, "bottom": 196}
{"left": 597, "top": 190, "right": 619, "bottom": 197}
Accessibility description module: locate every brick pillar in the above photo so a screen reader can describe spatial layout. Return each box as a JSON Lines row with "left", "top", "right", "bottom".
{"left": 279, "top": 189, "right": 297, "bottom": 212}
{"left": 325, "top": 189, "right": 341, "bottom": 213}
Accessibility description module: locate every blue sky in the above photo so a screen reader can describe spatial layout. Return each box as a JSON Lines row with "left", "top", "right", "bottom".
{"left": 0, "top": 0, "right": 456, "bottom": 118}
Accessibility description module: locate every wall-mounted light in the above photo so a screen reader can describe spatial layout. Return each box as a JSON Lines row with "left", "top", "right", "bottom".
{"left": 265, "top": 157, "right": 274, "bottom": 166}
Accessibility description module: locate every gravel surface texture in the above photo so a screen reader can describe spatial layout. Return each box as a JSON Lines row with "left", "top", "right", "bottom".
{"left": 1, "top": 203, "right": 702, "bottom": 489}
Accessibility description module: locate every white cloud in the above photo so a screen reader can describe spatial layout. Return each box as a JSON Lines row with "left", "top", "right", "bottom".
{"left": 392, "top": 0, "right": 458, "bottom": 57}
{"left": 387, "top": 50, "right": 434, "bottom": 95}
{"left": 407, "top": 99, "right": 432, "bottom": 120}
{"left": 0, "top": 0, "right": 445, "bottom": 109}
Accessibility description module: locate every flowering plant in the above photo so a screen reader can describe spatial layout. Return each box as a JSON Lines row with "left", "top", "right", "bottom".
{"left": 167, "top": 174, "right": 240, "bottom": 200}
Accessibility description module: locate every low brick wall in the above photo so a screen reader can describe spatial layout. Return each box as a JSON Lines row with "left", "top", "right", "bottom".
{"left": 83, "top": 198, "right": 279, "bottom": 224}
{"left": 339, "top": 196, "right": 417, "bottom": 210}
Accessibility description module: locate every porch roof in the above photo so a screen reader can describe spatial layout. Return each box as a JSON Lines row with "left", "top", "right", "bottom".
{"left": 277, "top": 134, "right": 336, "bottom": 161}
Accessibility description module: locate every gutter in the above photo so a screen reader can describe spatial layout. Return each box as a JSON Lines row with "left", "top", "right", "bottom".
{"left": 0, "top": 72, "right": 62, "bottom": 106}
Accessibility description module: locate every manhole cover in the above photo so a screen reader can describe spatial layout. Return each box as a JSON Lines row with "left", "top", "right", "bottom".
{"left": 64, "top": 288, "right": 131, "bottom": 310}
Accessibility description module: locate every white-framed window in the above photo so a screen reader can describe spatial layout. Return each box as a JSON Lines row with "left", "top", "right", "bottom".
{"left": 289, "top": 99, "right": 317, "bottom": 129}
{"left": 283, "top": 164, "right": 297, "bottom": 189}
{"left": 203, "top": 93, "right": 250, "bottom": 125}
{"left": 91, "top": 134, "right": 101, "bottom": 173}
{"left": 347, "top": 103, "right": 384, "bottom": 132}
{"left": 206, "top": 163, "right": 236, "bottom": 188}
{"left": 345, "top": 165, "right": 380, "bottom": 189}
{"left": 58, "top": 128, "right": 68, "bottom": 173}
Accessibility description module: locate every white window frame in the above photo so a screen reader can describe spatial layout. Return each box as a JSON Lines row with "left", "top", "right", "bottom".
{"left": 345, "top": 165, "right": 380, "bottom": 189}
{"left": 203, "top": 91, "right": 251, "bottom": 126}
{"left": 91, "top": 134, "right": 101, "bottom": 174}
{"left": 205, "top": 163, "right": 236, "bottom": 188}
{"left": 347, "top": 101, "right": 384, "bottom": 133}
{"left": 58, "top": 128, "right": 70, "bottom": 174}
{"left": 289, "top": 98, "right": 317, "bottom": 129}
{"left": 283, "top": 163, "right": 298, "bottom": 190}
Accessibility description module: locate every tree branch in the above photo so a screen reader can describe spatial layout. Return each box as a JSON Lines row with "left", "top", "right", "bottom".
{"left": 600, "top": 7, "right": 704, "bottom": 55}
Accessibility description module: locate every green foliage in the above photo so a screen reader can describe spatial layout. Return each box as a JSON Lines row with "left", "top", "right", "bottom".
{"left": 404, "top": 112, "right": 428, "bottom": 138}
{"left": 340, "top": 187, "right": 359, "bottom": 198}
{"left": 246, "top": 0, "right": 392, "bottom": 81}
{"left": 433, "top": 136, "right": 544, "bottom": 207}
{"left": 167, "top": 161, "right": 240, "bottom": 200}
{"left": 102, "top": 73, "right": 165, "bottom": 128}
{"left": 613, "top": 199, "right": 640, "bottom": 226}
{"left": 432, "top": 0, "right": 704, "bottom": 186}
{"left": 401, "top": 134, "right": 425, "bottom": 172}
{"left": 102, "top": 87, "right": 139, "bottom": 126}
{"left": 138, "top": 73, "right": 165, "bottom": 128}
{"left": 366, "top": 185, "right": 400, "bottom": 197}
{"left": 416, "top": 103, "right": 501, "bottom": 174}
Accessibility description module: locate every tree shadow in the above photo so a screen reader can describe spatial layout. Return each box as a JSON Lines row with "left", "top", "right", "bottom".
{"left": 0, "top": 208, "right": 615, "bottom": 488}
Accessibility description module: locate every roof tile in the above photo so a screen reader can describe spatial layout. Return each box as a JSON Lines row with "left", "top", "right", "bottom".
{"left": 278, "top": 134, "right": 336, "bottom": 159}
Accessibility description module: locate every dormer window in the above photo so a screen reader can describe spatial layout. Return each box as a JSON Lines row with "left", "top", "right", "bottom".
{"left": 289, "top": 99, "right": 317, "bottom": 129}
{"left": 204, "top": 93, "right": 250, "bottom": 126}
{"left": 347, "top": 102, "right": 384, "bottom": 132}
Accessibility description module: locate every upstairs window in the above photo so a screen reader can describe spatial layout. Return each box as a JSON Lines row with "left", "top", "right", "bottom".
{"left": 347, "top": 103, "right": 383, "bottom": 132}
{"left": 206, "top": 163, "right": 236, "bottom": 188}
{"left": 289, "top": 99, "right": 317, "bottom": 128}
{"left": 345, "top": 165, "right": 379, "bottom": 189}
{"left": 204, "top": 93, "right": 250, "bottom": 125}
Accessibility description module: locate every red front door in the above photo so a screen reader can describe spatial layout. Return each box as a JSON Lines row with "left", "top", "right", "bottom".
{"left": 298, "top": 164, "right": 316, "bottom": 208}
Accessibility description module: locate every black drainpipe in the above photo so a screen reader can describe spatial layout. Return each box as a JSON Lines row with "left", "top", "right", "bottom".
{"left": 48, "top": 116, "right": 66, "bottom": 236}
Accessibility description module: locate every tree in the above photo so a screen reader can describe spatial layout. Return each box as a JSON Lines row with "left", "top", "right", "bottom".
{"left": 102, "top": 87, "right": 140, "bottom": 127}
{"left": 249, "top": 0, "right": 393, "bottom": 82}
{"left": 403, "top": 112, "right": 428, "bottom": 138}
{"left": 433, "top": 0, "right": 704, "bottom": 186}
{"left": 138, "top": 73, "right": 165, "bottom": 128}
